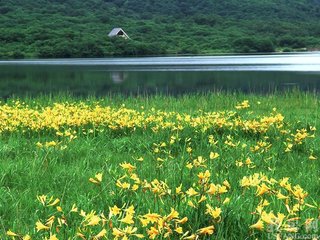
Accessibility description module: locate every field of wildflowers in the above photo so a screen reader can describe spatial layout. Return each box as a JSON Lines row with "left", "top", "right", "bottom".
{"left": 1, "top": 93, "right": 319, "bottom": 239}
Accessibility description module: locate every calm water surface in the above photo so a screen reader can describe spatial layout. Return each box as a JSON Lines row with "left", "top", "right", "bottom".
{"left": 0, "top": 53, "right": 320, "bottom": 97}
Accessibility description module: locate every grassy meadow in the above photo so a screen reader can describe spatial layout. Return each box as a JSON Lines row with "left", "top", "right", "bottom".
{"left": 1, "top": 92, "right": 319, "bottom": 239}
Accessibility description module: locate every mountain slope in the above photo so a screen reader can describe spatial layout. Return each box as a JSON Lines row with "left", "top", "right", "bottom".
{"left": 0, "top": 0, "right": 319, "bottom": 58}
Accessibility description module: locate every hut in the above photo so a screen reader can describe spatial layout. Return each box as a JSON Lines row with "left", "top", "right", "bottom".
{"left": 108, "top": 28, "right": 129, "bottom": 39}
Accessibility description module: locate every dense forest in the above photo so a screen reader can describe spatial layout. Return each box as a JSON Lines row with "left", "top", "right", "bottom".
{"left": 0, "top": 0, "right": 320, "bottom": 58}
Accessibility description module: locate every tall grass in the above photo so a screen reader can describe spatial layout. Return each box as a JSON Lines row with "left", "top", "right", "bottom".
{"left": 0, "top": 92, "right": 319, "bottom": 239}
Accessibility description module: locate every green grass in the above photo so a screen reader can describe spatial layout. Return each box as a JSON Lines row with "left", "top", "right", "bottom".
{"left": 0, "top": 91, "right": 319, "bottom": 239}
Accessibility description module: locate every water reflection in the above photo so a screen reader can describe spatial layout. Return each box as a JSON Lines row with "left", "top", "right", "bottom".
{"left": 1, "top": 53, "right": 320, "bottom": 69}
{"left": 0, "top": 54, "right": 319, "bottom": 98}
{"left": 111, "top": 71, "right": 127, "bottom": 84}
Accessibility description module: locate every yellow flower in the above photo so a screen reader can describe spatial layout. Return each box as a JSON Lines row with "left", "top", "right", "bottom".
{"left": 46, "top": 216, "right": 55, "bottom": 227}
{"left": 156, "top": 157, "right": 164, "bottom": 162}
{"left": 89, "top": 173, "right": 103, "bottom": 184}
{"left": 175, "top": 227, "right": 183, "bottom": 234}
{"left": 198, "top": 195, "right": 207, "bottom": 203}
{"left": 141, "top": 213, "right": 161, "bottom": 224}
{"left": 223, "top": 180, "right": 231, "bottom": 189}
{"left": 36, "top": 220, "right": 50, "bottom": 232}
{"left": 84, "top": 211, "right": 101, "bottom": 226}
{"left": 23, "top": 235, "right": 31, "bottom": 240}
{"left": 37, "top": 195, "right": 47, "bottom": 206}
{"left": 147, "top": 226, "right": 160, "bottom": 239}
{"left": 245, "top": 158, "right": 253, "bottom": 165}
{"left": 256, "top": 183, "right": 270, "bottom": 196}
{"left": 47, "top": 198, "right": 60, "bottom": 207}
{"left": 276, "top": 213, "right": 286, "bottom": 226}
{"left": 279, "top": 177, "right": 290, "bottom": 188}
{"left": 197, "top": 225, "right": 215, "bottom": 235}
{"left": 285, "top": 143, "right": 293, "bottom": 152}
{"left": 87, "top": 215, "right": 101, "bottom": 226}
{"left": 292, "top": 185, "right": 308, "bottom": 200}
{"left": 235, "top": 100, "right": 250, "bottom": 109}
{"left": 45, "top": 141, "right": 57, "bottom": 147}
{"left": 218, "top": 185, "right": 228, "bottom": 194}
{"left": 112, "top": 228, "right": 125, "bottom": 238}
{"left": 120, "top": 162, "right": 136, "bottom": 172}
{"left": 80, "top": 210, "right": 86, "bottom": 217}
{"left": 186, "top": 187, "right": 198, "bottom": 197}
{"left": 309, "top": 154, "right": 317, "bottom": 160}
{"left": 95, "top": 173, "right": 103, "bottom": 182}
{"left": 186, "top": 162, "right": 193, "bottom": 169}
{"left": 236, "top": 160, "right": 243, "bottom": 167}
{"left": 283, "top": 226, "right": 298, "bottom": 233}
{"left": 256, "top": 205, "right": 264, "bottom": 215}
{"left": 250, "top": 219, "right": 264, "bottom": 230}
{"left": 261, "top": 211, "right": 276, "bottom": 225}
{"left": 136, "top": 157, "right": 144, "bottom": 161}
{"left": 140, "top": 217, "right": 150, "bottom": 227}
{"left": 6, "top": 230, "right": 19, "bottom": 237}
{"left": 223, "top": 197, "right": 230, "bottom": 205}
{"left": 176, "top": 184, "right": 182, "bottom": 195}
{"left": 109, "top": 205, "right": 121, "bottom": 218}
{"left": 134, "top": 234, "right": 144, "bottom": 238}
{"left": 125, "top": 205, "right": 135, "bottom": 215}
{"left": 209, "top": 152, "right": 219, "bottom": 160}
{"left": 166, "top": 208, "right": 179, "bottom": 221}
{"left": 206, "top": 205, "right": 222, "bottom": 219}
{"left": 182, "top": 234, "right": 197, "bottom": 240}
{"left": 160, "top": 142, "right": 166, "bottom": 147}
{"left": 70, "top": 203, "right": 78, "bottom": 212}
{"left": 116, "top": 180, "right": 130, "bottom": 189}
{"left": 176, "top": 217, "right": 188, "bottom": 224}
{"left": 187, "top": 200, "right": 196, "bottom": 208}
{"left": 47, "top": 234, "right": 58, "bottom": 240}
{"left": 119, "top": 214, "right": 134, "bottom": 225}
{"left": 276, "top": 191, "right": 289, "bottom": 200}
{"left": 207, "top": 183, "right": 217, "bottom": 195}
{"left": 95, "top": 229, "right": 107, "bottom": 239}
{"left": 198, "top": 170, "right": 210, "bottom": 182}
{"left": 132, "top": 184, "right": 139, "bottom": 191}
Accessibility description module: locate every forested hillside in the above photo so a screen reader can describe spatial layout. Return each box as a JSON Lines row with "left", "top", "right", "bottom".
{"left": 1, "top": 0, "right": 320, "bottom": 58}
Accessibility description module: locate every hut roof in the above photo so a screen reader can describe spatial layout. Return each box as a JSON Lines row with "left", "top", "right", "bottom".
{"left": 108, "top": 28, "right": 129, "bottom": 38}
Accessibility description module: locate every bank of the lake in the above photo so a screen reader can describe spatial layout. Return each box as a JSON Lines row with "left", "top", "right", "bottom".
{"left": 1, "top": 92, "right": 319, "bottom": 239}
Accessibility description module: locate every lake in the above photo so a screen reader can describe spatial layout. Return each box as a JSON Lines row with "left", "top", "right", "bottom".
{"left": 0, "top": 53, "right": 320, "bottom": 98}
